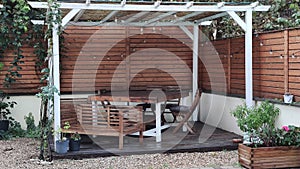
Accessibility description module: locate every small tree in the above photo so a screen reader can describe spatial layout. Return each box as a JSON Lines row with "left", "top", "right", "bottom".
{"left": 231, "top": 101, "right": 280, "bottom": 146}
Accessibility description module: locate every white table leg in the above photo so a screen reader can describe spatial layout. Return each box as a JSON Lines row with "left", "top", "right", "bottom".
{"left": 155, "top": 102, "right": 162, "bottom": 142}
{"left": 182, "top": 96, "right": 188, "bottom": 132}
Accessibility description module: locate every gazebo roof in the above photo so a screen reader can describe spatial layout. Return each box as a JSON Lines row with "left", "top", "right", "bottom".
{"left": 25, "top": 0, "right": 270, "bottom": 27}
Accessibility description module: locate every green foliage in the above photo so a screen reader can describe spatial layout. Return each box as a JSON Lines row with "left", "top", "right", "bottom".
{"left": 24, "top": 112, "right": 41, "bottom": 138}
{"left": 0, "top": 112, "right": 41, "bottom": 140}
{"left": 0, "top": 0, "right": 31, "bottom": 87}
{"left": 231, "top": 101, "right": 280, "bottom": 146}
{"left": 70, "top": 132, "right": 81, "bottom": 141}
{"left": 205, "top": 0, "right": 300, "bottom": 39}
{"left": 231, "top": 101, "right": 280, "bottom": 133}
{"left": 275, "top": 125, "right": 300, "bottom": 147}
{"left": 0, "top": 90, "right": 17, "bottom": 120}
{"left": 53, "top": 121, "right": 70, "bottom": 141}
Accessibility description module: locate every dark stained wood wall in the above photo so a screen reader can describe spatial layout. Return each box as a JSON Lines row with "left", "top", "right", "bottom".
{"left": 0, "top": 47, "right": 42, "bottom": 94}
{"left": 61, "top": 26, "right": 193, "bottom": 93}
{"left": 200, "top": 29, "right": 300, "bottom": 102}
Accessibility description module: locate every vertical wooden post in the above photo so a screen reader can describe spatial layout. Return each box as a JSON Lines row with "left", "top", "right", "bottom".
{"left": 227, "top": 38, "right": 231, "bottom": 94}
{"left": 284, "top": 30, "right": 289, "bottom": 94}
{"left": 125, "top": 26, "right": 130, "bottom": 90}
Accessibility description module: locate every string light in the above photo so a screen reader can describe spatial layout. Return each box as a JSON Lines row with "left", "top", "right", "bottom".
{"left": 280, "top": 54, "right": 283, "bottom": 59}
{"left": 269, "top": 49, "right": 273, "bottom": 55}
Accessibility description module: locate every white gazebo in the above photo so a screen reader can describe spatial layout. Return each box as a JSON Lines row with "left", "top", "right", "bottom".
{"left": 4, "top": 0, "right": 270, "bottom": 146}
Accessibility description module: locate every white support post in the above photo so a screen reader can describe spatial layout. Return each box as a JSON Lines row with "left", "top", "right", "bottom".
{"left": 245, "top": 9, "right": 253, "bottom": 107}
{"left": 155, "top": 102, "right": 162, "bottom": 142}
{"left": 53, "top": 15, "right": 61, "bottom": 149}
{"left": 192, "top": 25, "right": 199, "bottom": 121}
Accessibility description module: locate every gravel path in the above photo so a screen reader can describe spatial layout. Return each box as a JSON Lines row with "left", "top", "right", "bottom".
{"left": 0, "top": 138, "right": 242, "bottom": 169}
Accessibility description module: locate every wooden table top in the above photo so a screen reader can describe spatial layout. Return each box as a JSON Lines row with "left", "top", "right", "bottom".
{"left": 88, "top": 90, "right": 190, "bottom": 103}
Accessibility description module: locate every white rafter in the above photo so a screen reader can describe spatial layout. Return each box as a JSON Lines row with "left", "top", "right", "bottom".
{"left": 196, "top": 12, "right": 228, "bottom": 24}
{"left": 62, "top": 8, "right": 81, "bottom": 27}
{"left": 143, "top": 11, "right": 176, "bottom": 26}
{"left": 179, "top": 26, "right": 193, "bottom": 40}
{"left": 124, "top": 11, "right": 150, "bottom": 24}
{"left": 99, "top": 10, "right": 119, "bottom": 24}
{"left": 73, "top": 9, "right": 86, "bottom": 22}
{"left": 174, "top": 11, "right": 204, "bottom": 23}
{"left": 227, "top": 11, "right": 246, "bottom": 31}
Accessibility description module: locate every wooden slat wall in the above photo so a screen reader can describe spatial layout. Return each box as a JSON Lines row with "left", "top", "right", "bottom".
{"left": 0, "top": 46, "right": 43, "bottom": 94}
{"left": 1, "top": 26, "right": 300, "bottom": 103}
{"left": 128, "top": 27, "right": 192, "bottom": 90}
{"left": 199, "top": 39, "right": 228, "bottom": 93}
{"left": 289, "top": 29, "right": 300, "bottom": 101}
{"left": 61, "top": 26, "right": 193, "bottom": 93}
{"left": 200, "top": 29, "right": 300, "bottom": 101}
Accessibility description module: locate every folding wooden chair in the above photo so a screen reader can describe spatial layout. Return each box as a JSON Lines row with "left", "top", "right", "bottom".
{"left": 170, "top": 89, "right": 202, "bottom": 134}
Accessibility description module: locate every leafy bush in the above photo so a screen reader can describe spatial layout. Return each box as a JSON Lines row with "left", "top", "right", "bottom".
{"left": 231, "top": 101, "right": 280, "bottom": 146}
{"left": 24, "top": 112, "right": 40, "bottom": 138}
{"left": 0, "top": 112, "right": 41, "bottom": 139}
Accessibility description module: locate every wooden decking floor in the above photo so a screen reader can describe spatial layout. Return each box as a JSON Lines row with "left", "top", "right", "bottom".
{"left": 53, "top": 122, "right": 241, "bottom": 159}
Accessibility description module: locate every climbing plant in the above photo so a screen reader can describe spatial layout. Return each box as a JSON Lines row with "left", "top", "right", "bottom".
{"left": 0, "top": 0, "right": 31, "bottom": 87}
{"left": 35, "top": 0, "right": 62, "bottom": 161}
{"left": 0, "top": 0, "right": 62, "bottom": 161}
{"left": 203, "top": 0, "right": 300, "bottom": 39}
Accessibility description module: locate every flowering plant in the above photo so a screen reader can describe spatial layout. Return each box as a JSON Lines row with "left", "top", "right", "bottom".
{"left": 231, "top": 101, "right": 300, "bottom": 147}
{"left": 275, "top": 125, "right": 300, "bottom": 147}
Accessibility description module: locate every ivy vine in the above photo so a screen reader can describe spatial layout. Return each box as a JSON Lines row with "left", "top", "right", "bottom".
{"left": 0, "top": 0, "right": 31, "bottom": 87}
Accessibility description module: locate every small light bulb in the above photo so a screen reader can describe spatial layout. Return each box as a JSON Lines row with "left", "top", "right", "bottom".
{"left": 269, "top": 50, "right": 273, "bottom": 55}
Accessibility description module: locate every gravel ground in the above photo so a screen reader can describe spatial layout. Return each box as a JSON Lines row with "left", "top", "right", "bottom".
{"left": 0, "top": 138, "right": 242, "bottom": 169}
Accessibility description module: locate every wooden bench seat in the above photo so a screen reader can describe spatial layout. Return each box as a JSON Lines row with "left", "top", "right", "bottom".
{"left": 62, "top": 101, "right": 144, "bottom": 149}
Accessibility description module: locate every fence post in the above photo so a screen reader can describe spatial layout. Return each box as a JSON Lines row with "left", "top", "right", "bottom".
{"left": 125, "top": 26, "right": 130, "bottom": 90}
{"left": 284, "top": 30, "right": 289, "bottom": 94}
{"left": 227, "top": 38, "right": 231, "bottom": 94}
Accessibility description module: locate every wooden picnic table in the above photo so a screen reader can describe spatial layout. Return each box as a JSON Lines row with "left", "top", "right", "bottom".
{"left": 88, "top": 90, "right": 190, "bottom": 142}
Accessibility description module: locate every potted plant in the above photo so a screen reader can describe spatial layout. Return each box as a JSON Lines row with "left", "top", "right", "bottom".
{"left": 54, "top": 121, "right": 70, "bottom": 154}
{"left": 231, "top": 101, "right": 300, "bottom": 169}
{"left": 0, "top": 91, "right": 17, "bottom": 131}
{"left": 69, "top": 132, "right": 81, "bottom": 151}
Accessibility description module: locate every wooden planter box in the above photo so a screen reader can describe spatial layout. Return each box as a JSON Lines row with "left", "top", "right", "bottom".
{"left": 238, "top": 144, "right": 300, "bottom": 169}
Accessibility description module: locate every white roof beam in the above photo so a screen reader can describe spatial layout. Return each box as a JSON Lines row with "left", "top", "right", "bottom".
{"left": 144, "top": 11, "right": 176, "bottom": 25}
{"left": 196, "top": 12, "right": 228, "bottom": 24}
{"left": 99, "top": 10, "right": 119, "bottom": 24}
{"left": 67, "top": 21, "right": 195, "bottom": 27}
{"left": 62, "top": 8, "right": 81, "bottom": 27}
{"left": 227, "top": 11, "right": 246, "bottom": 31}
{"left": 27, "top": 2, "right": 270, "bottom": 12}
{"left": 124, "top": 11, "right": 150, "bottom": 24}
